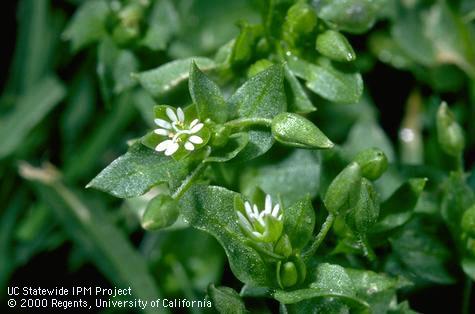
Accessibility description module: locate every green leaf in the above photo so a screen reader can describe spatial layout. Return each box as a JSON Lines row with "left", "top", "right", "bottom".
{"left": 246, "top": 149, "right": 321, "bottom": 206}
{"left": 424, "top": 2, "right": 475, "bottom": 78}
{"left": 313, "top": 0, "right": 384, "bottom": 34}
{"left": 284, "top": 65, "right": 316, "bottom": 113}
{"left": 288, "top": 57, "right": 363, "bottom": 104}
{"left": 20, "top": 164, "right": 164, "bottom": 314}
{"left": 230, "top": 64, "right": 286, "bottom": 119}
{"left": 274, "top": 263, "right": 368, "bottom": 310}
{"left": 271, "top": 113, "right": 334, "bottom": 149}
{"left": 283, "top": 196, "right": 315, "bottom": 251}
{"left": 208, "top": 284, "right": 247, "bottom": 314}
{"left": 441, "top": 172, "right": 475, "bottom": 238}
{"left": 346, "top": 269, "right": 410, "bottom": 313}
{"left": 461, "top": 256, "right": 475, "bottom": 281}
{"left": 371, "top": 178, "right": 427, "bottom": 234}
{"left": 63, "top": 0, "right": 109, "bottom": 52}
{"left": 133, "top": 57, "right": 216, "bottom": 98}
{"left": 229, "top": 64, "right": 287, "bottom": 161}
{"left": 0, "top": 76, "right": 65, "bottom": 159}
{"left": 205, "top": 133, "right": 249, "bottom": 163}
{"left": 140, "top": 0, "right": 179, "bottom": 51}
{"left": 391, "top": 7, "right": 436, "bottom": 67}
{"left": 388, "top": 216, "right": 455, "bottom": 284}
{"left": 87, "top": 143, "right": 192, "bottom": 198}
{"left": 189, "top": 62, "right": 229, "bottom": 123}
{"left": 179, "top": 185, "right": 273, "bottom": 286}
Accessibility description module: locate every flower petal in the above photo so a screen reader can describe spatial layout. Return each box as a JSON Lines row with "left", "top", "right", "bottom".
{"left": 166, "top": 108, "right": 178, "bottom": 122}
{"left": 188, "top": 135, "right": 203, "bottom": 144}
{"left": 154, "top": 128, "right": 169, "bottom": 136}
{"left": 253, "top": 204, "right": 260, "bottom": 217}
{"left": 271, "top": 204, "right": 280, "bottom": 217}
{"left": 154, "top": 119, "right": 172, "bottom": 129}
{"left": 164, "top": 142, "right": 179, "bottom": 156}
{"left": 177, "top": 107, "right": 185, "bottom": 122}
{"left": 184, "top": 141, "right": 194, "bottom": 151}
{"left": 237, "top": 211, "right": 253, "bottom": 232}
{"left": 156, "top": 140, "right": 173, "bottom": 152}
{"left": 190, "top": 123, "right": 204, "bottom": 133}
{"left": 244, "top": 202, "right": 253, "bottom": 219}
{"left": 189, "top": 119, "right": 199, "bottom": 128}
{"left": 265, "top": 195, "right": 272, "bottom": 214}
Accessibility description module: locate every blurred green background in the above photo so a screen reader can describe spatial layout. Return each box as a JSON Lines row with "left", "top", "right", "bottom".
{"left": 1, "top": 0, "right": 475, "bottom": 313}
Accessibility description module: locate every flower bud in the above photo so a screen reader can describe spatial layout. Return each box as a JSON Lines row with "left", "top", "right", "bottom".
{"left": 210, "top": 124, "right": 231, "bottom": 147}
{"left": 436, "top": 102, "right": 465, "bottom": 157}
{"left": 462, "top": 204, "right": 475, "bottom": 238}
{"left": 274, "top": 234, "right": 293, "bottom": 258}
{"left": 277, "top": 261, "right": 298, "bottom": 288}
{"left": 324, "top": 162, "right": 362, "bottom": 215}
{"left": 353, "top": 148, "right": 388, "bottom": 180}
{"left": 316, "top": 30, "right": 356, "bottom": 62}
{"left": 142, "top": 194, "right": 179, "bottom": 230}
{"left": 283, "top": 2, "right": 317, "bottom": 46}
{"left": 345, "top": 178, "right": 379, "bottom": 234}
{"left": 271, "top": 113, "right": 334, "bottom": 149}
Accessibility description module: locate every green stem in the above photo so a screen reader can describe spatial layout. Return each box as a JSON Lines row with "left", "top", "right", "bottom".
{"left": 225, "top": 117, "right": 273, "bottom": 130}
{"left": 359, "top": 234, "right": 376, "bottom": 262}
{"left": 456, "top": 154, "right": 464, "bottom": 173}
{"left": 463, "top": 275, "right": 472, "bottom": 314}
{"left": 302, "top": 213, "right": 335, "bottom": 261}
{"left": 171, "top": 162, "right": 207, "bottom": 200}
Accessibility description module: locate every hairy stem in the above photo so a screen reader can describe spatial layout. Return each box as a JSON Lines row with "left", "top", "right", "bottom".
{"left": 302, "top": 213, "right": 335, "bottom": 261}
{"left": 225, "top": 117, "right": 273, "bottom": 130}
{"left": 172, "top": 162, "right": 207, "bottom": 199}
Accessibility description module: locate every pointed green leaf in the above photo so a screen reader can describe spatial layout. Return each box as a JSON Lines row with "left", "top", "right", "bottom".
{"left": 371, "top": 178, "right": 427, "bottom": 234}
{"left": 189, "top": 62, "right": 228, "bottom": 123}
{"left": 208, "top": 285, "right": 247, "bottom": 314}
{"left": 284, "top": 65, "right": 316, "bottom": 113}
{"left": 87, "top": 143, "right": 192, "bottom": 198}
{"left": 288, "top": 58, "right": 363, "bottom": 104}
{"left": 229, "top": 65, "right": 286, "bottom": 161}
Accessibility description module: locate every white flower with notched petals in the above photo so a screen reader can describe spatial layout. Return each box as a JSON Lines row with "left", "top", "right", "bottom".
{"left": 236, "top": 194, "right": 283, "bottom": 242}
{"left": 153, "top": 107, "right": 204, "bottom": 156}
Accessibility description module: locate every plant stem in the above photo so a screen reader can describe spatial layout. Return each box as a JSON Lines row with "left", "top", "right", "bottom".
{"left": 462, "top": 275, "right": 472, "bottom": 314}
{"left": 225, "top": 117, "right": 273, "bottom": 130}
{"left": 302, "top": 213, "right": 335, "bottom": 261}
{"left": 359, "top": 234, "right": 376, "bottom": 262}
{"left": 172, "top": 162, "right": 207, "bottom": 199}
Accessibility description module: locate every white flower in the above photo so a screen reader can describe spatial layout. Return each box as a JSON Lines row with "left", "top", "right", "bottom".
{"left": 237, "top": 194, "right": 283, "bottom": 242}
{"left": 153, "top": 107, "right": 204, "bottom": 156}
